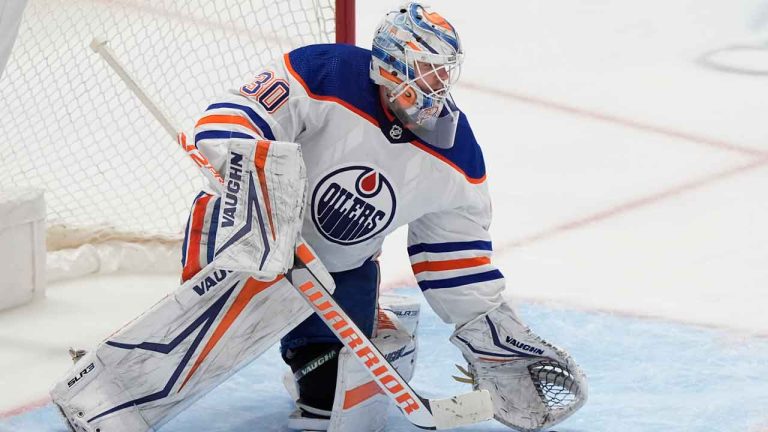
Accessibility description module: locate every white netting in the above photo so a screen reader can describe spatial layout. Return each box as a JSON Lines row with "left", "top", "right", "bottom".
{"left": 0, "top": 0, "right": 337, "bottom": 253}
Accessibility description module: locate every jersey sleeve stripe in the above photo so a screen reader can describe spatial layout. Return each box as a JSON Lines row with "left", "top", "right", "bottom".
{"left": 417, "top": 269, "right": 503, "bottom": 291}
{"left": 415, "top": 264, "right": 495, "bottom": 283}
{"left": 205, "top": 102, "right": 276, "bottom": 140}
{"left": 407, "top": 240, "right": 493, "bottom": 256}
{"left": 194, "top": 130, "right": 256, "bottom": 144}
{"left": 411, "top": 256, "right": 490, "bottom": 275}
{"left": 196, "top": 114, "right": 262, "bottom": 135}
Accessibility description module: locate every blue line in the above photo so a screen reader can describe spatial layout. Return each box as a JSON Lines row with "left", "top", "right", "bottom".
{"left": 206, "top": 102, "right": 276, "bottom": 140}
{"left": 407, "top": 240, "right": 493, "bottom": 256}
{"left": 417, "top": 270, "right": 503, "bottom": 291}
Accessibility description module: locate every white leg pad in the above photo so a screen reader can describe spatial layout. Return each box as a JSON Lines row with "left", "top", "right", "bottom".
{"left": 326, "top": 297, "right": 420, "bottom": 432}
{"left": 50, "top": 256, "right": 335, "bottom": 432}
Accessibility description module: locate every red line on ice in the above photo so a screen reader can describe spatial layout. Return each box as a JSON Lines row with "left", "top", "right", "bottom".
{"left": 382, "top": 157, "right": 768, "bottom": 291}
{"left": 457, "top": 82, "right": 767, "bottom": 157}
{"left": 0, "top": 396, "right": 50, "bottom": 419}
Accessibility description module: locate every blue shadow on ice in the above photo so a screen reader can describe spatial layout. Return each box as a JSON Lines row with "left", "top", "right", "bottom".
{"left": 3, "top": 287, "right": 768, "bottom": 432}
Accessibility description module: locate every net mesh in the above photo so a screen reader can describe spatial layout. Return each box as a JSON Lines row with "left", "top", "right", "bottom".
{"left": 0, "top": 0, "right": 337, "bottom": 250}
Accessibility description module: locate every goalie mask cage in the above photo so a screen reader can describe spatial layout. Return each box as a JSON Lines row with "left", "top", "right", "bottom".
{"left": 0, "top": 0, "right": 355, "bottom": 277}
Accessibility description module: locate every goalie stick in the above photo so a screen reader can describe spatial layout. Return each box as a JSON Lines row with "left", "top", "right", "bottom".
{"left": 90, "top": 37, "right": 494, "bottom": 430}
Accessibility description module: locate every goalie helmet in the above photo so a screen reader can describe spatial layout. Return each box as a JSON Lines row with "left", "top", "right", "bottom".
{"left": 370, "top": 2, "right": 465, "bottom": 148}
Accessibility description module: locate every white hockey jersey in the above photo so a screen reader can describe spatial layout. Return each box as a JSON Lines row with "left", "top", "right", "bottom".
{"left": 194, "top": 44, "right": 504, "bottom": 325}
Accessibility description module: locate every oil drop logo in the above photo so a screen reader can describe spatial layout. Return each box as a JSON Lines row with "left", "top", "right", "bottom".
{"left": 311, "top": 165, "right": 397, "bottom": 245}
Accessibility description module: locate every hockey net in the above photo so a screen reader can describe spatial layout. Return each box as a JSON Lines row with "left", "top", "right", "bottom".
{"left": 0, "top": 0, "right": 354, "bottom": 279}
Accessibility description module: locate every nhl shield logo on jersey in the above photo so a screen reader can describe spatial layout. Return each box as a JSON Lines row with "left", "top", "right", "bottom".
{"left": 311, "top": 165, "right": 397, "bottom": 245}
{"left": 389, "top": 124, "right": 403, "bottom": 139}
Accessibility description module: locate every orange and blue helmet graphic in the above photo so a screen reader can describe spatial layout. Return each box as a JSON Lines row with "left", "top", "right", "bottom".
{"left": 370, "top": 2, "right": 464, "bottom": 125}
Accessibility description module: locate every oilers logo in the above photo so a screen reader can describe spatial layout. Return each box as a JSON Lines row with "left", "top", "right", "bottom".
{"left": 311, "top": 166, "right": 397, "bottom": 245}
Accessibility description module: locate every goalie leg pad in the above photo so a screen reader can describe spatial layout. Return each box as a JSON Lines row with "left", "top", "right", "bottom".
{"left": 284, "top": 295, "right": 421, "bottom": 432}
{"left": 450, "top": 302, "right": 588, "bottom": 432}
{"left": 328, "top": 302, "right": 419, "bottom": 432}
{"left": 50, "top": 258, "right": 330, "bottom": 432}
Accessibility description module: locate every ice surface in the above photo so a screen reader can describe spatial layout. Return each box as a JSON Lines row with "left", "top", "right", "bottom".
{"left": 3, "top": 0, "right": 768, "bottom": 430}
{"left": 3, "top": 287, "right": 768, "bottom": 432}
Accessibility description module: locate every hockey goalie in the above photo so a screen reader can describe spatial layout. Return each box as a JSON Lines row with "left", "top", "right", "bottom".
{"left": 51, "top": 2, "right": 587, "bottom": 431}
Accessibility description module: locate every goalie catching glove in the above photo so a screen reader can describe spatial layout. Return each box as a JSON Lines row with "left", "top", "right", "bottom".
{"left": 450, "top": 302, "right": 588, "bottom": 431}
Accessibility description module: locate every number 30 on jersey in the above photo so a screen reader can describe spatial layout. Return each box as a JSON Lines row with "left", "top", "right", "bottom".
{"left": 240, "top": 70, "right": 289, "bottom": 113}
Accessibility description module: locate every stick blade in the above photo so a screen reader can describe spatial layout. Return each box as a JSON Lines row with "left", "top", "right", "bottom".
{"left": 429, "top": 389, "right": 494, "bottom": 429}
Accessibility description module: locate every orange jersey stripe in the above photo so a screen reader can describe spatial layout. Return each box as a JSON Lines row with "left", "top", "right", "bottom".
{"left": 178, "top": 276, "right": 282, "bottom": 391}
{"left": 411, "top": 256, "right": 490, "bottom": 275}
{"left": 283, "top": 54, "right": 486, "bottom": 185}
{"left": 182, "top": 194, "right": 213, "bottom": 282}
{"left": 254, "top": 140, "right": 276, "bottom": 240}
{"left": 196, "top": 114, "right": 261, "bottom": 135}
{"left": 343, "top": 380, "right": 385, "bottom": 410}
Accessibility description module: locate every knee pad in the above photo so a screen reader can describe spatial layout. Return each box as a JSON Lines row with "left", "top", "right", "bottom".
{"left": 284, "top": 293, "right": 420, "bottom": 432}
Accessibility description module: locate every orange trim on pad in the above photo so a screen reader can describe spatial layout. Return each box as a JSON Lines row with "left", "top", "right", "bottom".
{"left": 254, "top": 140, "right": 276, "bottom": 240}
{"left": 182, "top": 194, "right": 213, "bottom": 282}
{"left": 343, "top": 380, "right": 385, "bottom": 409}
{"left": 296, "top": 243, "right": 315, "bottom": 263}
{"left": 178, "top": 276, "right": 283, "bottom": 391}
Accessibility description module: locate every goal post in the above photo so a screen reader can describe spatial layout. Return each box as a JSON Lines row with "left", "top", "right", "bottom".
{"left": 0, "top": 0, "right": 355, "bottom": 279}
{"left": 335, "top": 0, "right": 355, "bottom": 45}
